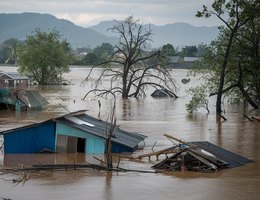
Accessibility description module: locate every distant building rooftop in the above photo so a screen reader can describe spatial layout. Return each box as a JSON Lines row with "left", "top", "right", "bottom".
{"left": 0, "top": 72, "right": 28, "bottom": 80}
{"left": 168, "top": 56, "right": 181, "bottom": 64}
{"left": 184, "top": 57, "right": 202, "bottom": 62}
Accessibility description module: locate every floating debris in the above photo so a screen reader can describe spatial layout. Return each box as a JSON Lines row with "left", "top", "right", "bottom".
{"left": 150, "top": 134, "right": 253, "bottom": 173}
{"left": 181, "top": 78, "right": 190, "bottom": 84}
{"left": 252, "top": 116, "right": 260, "bottom": 122}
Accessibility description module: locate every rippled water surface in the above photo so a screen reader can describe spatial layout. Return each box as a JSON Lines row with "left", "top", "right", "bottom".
{"left": 0, "top": 66, "right": 260, "bottom": 200}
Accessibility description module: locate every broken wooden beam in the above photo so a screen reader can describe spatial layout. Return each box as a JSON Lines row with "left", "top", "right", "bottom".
{"left": 136, "top": 145, "right": 179, "bottom": 160}
{"left": 164, "top": 134, "right": 196, "bottom": 148}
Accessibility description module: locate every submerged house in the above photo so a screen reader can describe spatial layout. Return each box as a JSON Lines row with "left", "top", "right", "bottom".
{"left": 152, "top": 141, "right": 253, "bottom": 172}
{"left": 0, "top": 72, "right": 29, "bottom": 88}
{"left": 0, "top": 88, "right": 48, "bottom": 111}
{"left": 1, "top": 111, "right": 146, "bottom": 154}
{"left": 151, "top": 89, "right": 175, "bottom": 98}
{"left": 2, "top": 120, "right": 56, "bottom": 154}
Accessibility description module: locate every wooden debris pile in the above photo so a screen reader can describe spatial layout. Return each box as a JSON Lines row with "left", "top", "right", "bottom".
{"left": 151, "top": 134, "right": 229, "bottom": 173}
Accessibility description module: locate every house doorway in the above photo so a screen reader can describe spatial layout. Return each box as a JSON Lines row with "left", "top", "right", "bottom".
{"left": 77, "top": 138, "right": 86, "bottom": 153}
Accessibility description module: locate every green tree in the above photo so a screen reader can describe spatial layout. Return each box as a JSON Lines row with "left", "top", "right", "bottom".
{"left": 93, "top": 42, "right": 114, "bottom": 56}
{"left": 80, "top": 43, "right": 114, "bottom": 65}
{"left": 190, "top": 0, "right": 260, "bottom": 114}
{"left": 181, "top": 46, "right": 198, "bottom": 57}
{"left": 81, "top": 52, "right": 100, "bottom": 65}
{"left": 17, "top": 30, "right": 72, "bottom": 85}
{"left": 0, "top": 38, "right": 21, "bottom": 64}
{"left": 84, "top": 16, "right": 177, "bottom": 98}
{"left": 0, "top": 47, "right": 12, "bottom": 63}
{"left": 186, "top": 84, "right": 210, "bottom": 113}
{"left": 161, "top": 44, "right": 175, "bottom": 56}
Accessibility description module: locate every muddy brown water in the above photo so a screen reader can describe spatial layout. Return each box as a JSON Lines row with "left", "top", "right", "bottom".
{"left": 0, "top": 66, "right": 260, "bottom": 200}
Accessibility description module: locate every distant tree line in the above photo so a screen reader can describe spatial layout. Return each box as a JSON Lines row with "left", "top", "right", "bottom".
{"left": 71, "top": 43, "right": 207, "bottom": 66}
{"left": 0, "top": 36, "right": 206, "bottom": 66}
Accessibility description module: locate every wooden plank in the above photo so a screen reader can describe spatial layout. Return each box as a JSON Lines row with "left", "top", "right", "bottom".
{"left": 164, "top": 134, "right": 196, "bottom": 148}
{"left": 137, "top": 145, "right": 179, "bottom": 159}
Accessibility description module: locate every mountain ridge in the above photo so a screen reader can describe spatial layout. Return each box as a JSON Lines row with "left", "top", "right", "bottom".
{"left": 0, "top": 13, "right": 219, "bottom": 49}
{"left": 0, "top": 12, "right": 116, "bottom": 48}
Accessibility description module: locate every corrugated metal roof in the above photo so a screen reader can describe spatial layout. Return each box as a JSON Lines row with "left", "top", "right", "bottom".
{"left": 191, "top": 141, "right": 254, "bottom": 168}
{"left": 168, "top": 56, "right": 181, "bottom": 64}
{"left": 151, "top": 89, "right": 169, "bottom": 97}
{"left": 0, "top": 89, "right": 48, "bottom": 109}
{"left": 183, "top": 57, "right": 202, "bottom": 62}
{"left": 55, "top": 113, "right": 146, "bottom": 149}
{"left": 0, "top": 119, "right": 53, "bottom": 135}
{"left": 0, "top": 72, "right": 28, "bottom": 80}
{"left": 26, "top": 90, "right": 48, "bottom": 109}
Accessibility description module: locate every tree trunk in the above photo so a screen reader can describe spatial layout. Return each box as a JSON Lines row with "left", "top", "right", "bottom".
{"left": 216, "top": 31, "right": 235, "bottom": 114}
{"left": 239, "top": 84, "right": 259, "bottom": 109}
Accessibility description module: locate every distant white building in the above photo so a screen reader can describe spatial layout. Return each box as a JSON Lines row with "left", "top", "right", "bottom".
{"left": 184, "top": 57, "right": 202, "bottom": 62}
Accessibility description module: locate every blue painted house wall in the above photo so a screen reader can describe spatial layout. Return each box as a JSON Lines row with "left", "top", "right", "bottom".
{"left": 3, "top": 121, "right": 56, "bottom": 154}
{"left": 55, "top": 123, "right": 133, "bottom": 153}
{"left": 56, "top": 123, "right": 105, "bottom": 153}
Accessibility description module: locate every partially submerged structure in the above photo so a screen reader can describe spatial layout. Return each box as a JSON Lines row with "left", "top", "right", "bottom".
{"left": 1, "top": 111, "right": 146, "bottom": 154}
{"left": 151, "top": 89, "right": 176, "bottom": 98}
{"left": 0, "top": 88, "right": 48, "bottom": 110}
{"left": 0, "top": 72, "right": 29, "bottom": 88}
{"left": 151, "top": 135, "right": 253, "bottom": 172}
{"left": 167, "top": 56, "right": 202, "bottom": 69}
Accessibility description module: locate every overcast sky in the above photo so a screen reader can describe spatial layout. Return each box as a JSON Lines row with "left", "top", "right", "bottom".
{"left": 0, "top": 0, "right": 221, "bottom": 27}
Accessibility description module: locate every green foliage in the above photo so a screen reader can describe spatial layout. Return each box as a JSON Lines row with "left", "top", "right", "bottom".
{"left": 0, "top": 47, "right": 12, "bottom": 63}
{"left": 181, "top": 46, "right": 198, "bottom": 57}
{"left": 17, "top": 29, "right": 72, "bottom": 85}
{"left": 81, "top": 53, "right": 100, "bottom": 65}
{"left": 0, "top": 38, "right": 21, "bottom": 64}
{"left": 186, "top": 85, "right": 210, "bottom": 113}
{"left": 93, "top": 43, "right": 114, "bottom": 56}
{"left": 161, "top": 44, "right": 175, "bottom": 56}
{"left": 80, "top": 43, "right": 114, "bottom": 65}
{"left": 188, "top": 0, "right": 260, "bottom": 114}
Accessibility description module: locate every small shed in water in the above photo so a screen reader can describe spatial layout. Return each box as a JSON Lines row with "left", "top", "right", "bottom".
{"left": 1, "top": 111, "right": 146, "bottom": 154}
{"left": 0, "top": 72, "right": 29, "bottom": 88}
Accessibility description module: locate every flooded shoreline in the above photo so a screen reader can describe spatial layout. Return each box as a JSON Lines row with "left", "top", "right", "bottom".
{"left": 0, "top": 65, "right": 260, "bottom": 200}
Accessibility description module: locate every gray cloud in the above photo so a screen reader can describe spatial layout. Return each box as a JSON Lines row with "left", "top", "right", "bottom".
{"left": 0, "top": 0, "right": 221, "bottom": 27}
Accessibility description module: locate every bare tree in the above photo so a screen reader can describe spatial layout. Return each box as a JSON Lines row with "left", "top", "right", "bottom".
{"left": 83, "top": 16, "right": 178, "bottom": 99}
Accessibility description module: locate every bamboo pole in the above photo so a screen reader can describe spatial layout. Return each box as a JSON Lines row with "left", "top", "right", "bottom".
{"left": 163, "top": 134, "right": 195, "bottom": 148}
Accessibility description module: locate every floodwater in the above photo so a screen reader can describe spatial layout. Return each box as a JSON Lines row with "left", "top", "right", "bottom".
{"left": 0, "top": 66, "right": 260, "bottom": 200}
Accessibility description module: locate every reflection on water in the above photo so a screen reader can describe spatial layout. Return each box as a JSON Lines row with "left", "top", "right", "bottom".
{"left": 0, "top": 66, "right": 260, "bottom": 200}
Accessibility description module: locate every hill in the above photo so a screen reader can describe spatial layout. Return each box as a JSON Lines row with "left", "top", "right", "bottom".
{"left": 90, "top": 21, "right": 219, "bottom": 47}
{"left": 0, "top": 13, "right": 116, "bottom": 48}
{"left": 0, "top": 13, "right": 219, "bottom": 49}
